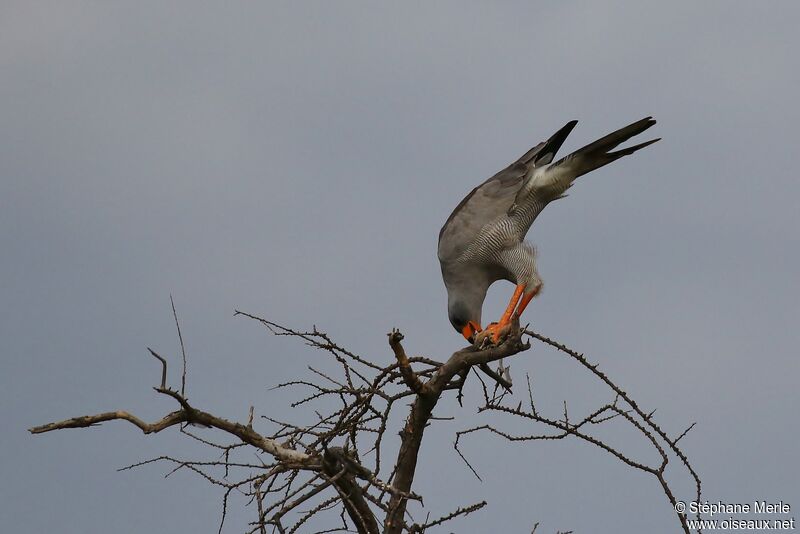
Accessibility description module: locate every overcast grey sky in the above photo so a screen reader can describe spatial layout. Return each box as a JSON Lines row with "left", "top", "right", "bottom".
{"left": 2, "top": 2, "right": 798, "bottom": 533}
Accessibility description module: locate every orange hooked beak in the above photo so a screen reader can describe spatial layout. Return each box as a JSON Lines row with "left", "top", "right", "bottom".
{"left": 461, "top": 321, "right": 481, "bottom": 342}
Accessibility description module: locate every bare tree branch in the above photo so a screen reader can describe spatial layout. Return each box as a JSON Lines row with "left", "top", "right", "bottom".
{"left": 388, "top": 329, "right": 424, "bottom": 395}
{"left": 170, "top": 294, "right": 188, "bottom": 396}
{"left": 30, "top": 311, "right": 701, "bottom": 533}
{"left": 384, "top": 318, "right": 529, "bottom": 534}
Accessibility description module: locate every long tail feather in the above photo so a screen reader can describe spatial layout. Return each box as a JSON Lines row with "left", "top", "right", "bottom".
{"left": 553, "top": 117, "right": 659, "bottom": 178}
{"left": 517, "top": 120, "right": 579, "bottom": 167}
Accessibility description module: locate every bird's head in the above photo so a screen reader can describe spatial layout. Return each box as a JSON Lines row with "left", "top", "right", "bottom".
{"left": 448, "top": 299, "right": 482, "bottom": 342}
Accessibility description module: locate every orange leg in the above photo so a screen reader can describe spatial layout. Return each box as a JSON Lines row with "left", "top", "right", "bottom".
{"left": 499, "top": 284, "right": 525, "bottom": 327}
{"left": 484, "top": 284, "right": 525, "bottom": 342}
{"left": 514, "top": 283, "right": 541, "bottom": 318}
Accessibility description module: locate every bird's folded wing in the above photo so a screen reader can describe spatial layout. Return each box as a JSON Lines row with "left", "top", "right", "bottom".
{"left": 439, "top": 122, "right": 579, "bottom": 263}
{"left": 438, "top": 162, "right": 528, "bottom": 263}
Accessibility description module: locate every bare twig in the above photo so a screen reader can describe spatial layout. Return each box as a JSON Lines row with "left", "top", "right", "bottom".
{"left": 170, "top": 294, "right": 188, "bottom": 396}
{"left": 148, "top": 347, "right": 167, "bottom": 389}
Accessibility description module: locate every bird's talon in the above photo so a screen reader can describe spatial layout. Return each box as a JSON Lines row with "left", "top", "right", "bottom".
{"left": 473, "top": 321, "right": 512, "bottom": 346}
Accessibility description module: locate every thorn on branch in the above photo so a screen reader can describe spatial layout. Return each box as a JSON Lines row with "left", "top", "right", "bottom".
{"left": 673, "top": 422, "right": 696, "bottom": 445}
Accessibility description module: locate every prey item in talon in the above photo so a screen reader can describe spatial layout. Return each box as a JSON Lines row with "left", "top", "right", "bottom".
{"left": 474, "top": 322, "right": 510, "bottom": 345}
{"left": 489, "top": 323, "right": 509, "bottom": 343}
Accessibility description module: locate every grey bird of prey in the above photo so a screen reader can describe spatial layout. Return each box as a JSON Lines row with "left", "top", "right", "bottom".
{"left": 438, "top": 117, "right": 659, "bottom": 343}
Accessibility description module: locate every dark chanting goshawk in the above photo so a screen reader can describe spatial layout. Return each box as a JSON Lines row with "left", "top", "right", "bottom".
{"left": 438, "top": 117, "right": 659, "bottom": 343}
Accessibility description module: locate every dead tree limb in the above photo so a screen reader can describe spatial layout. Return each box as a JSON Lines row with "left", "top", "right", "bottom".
{"left": 30, "top": 310, "right": 701, "bottom": 533}
{"left": 29, "top": 387, "right": 312, "bottom": 466}
{"left": 383, "top": 317, "right": 529, "bottom": 533}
